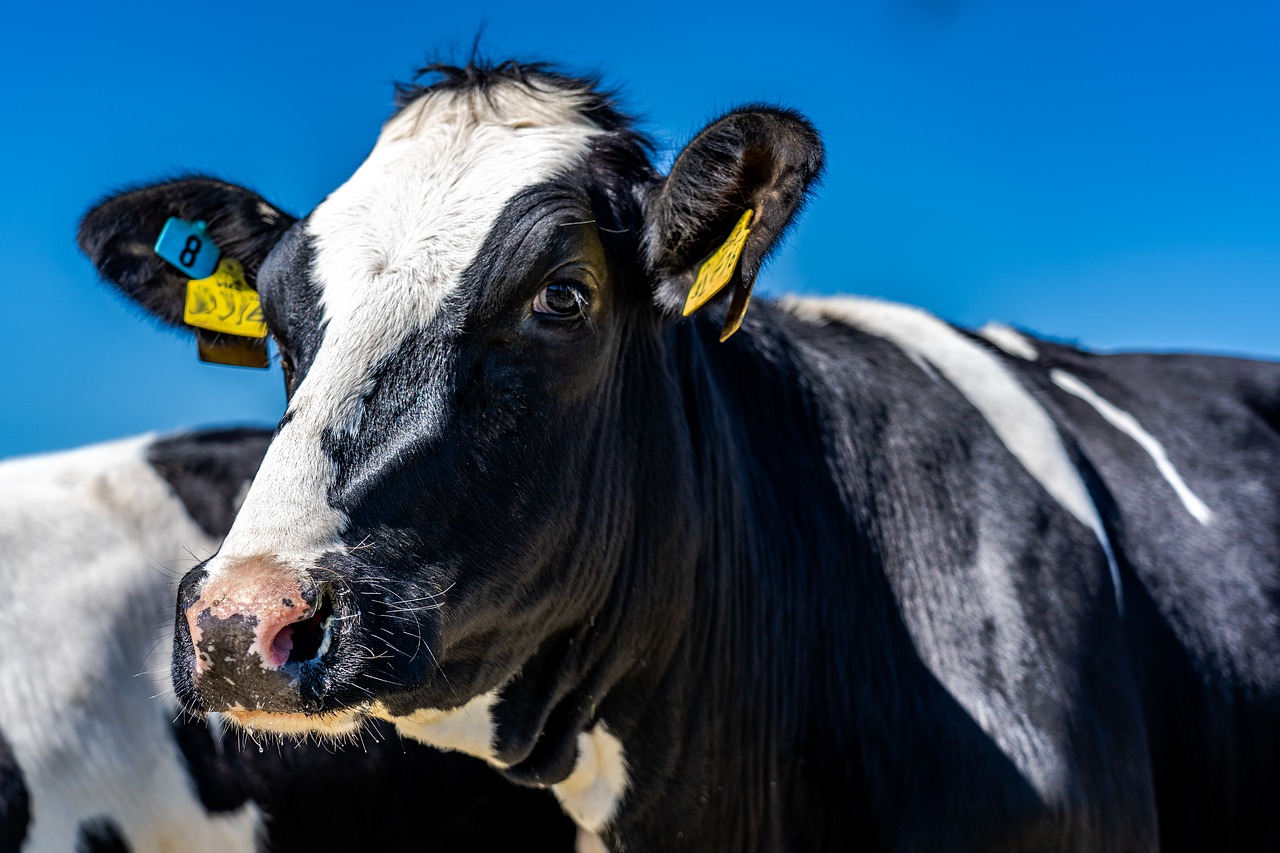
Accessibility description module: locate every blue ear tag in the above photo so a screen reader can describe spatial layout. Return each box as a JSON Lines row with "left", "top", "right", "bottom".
{"left": 154, "top": 217, "right": 222, "bottom": 280}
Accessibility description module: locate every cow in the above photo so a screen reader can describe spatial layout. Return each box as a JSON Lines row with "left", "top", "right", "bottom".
{"left": 77, "top": 60, "right": 1280, "bottom": 850}
{"left": 0, "top": 428, "right": 577, "bottom": 852}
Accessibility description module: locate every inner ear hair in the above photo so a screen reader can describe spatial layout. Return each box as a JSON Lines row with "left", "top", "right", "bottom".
{"left": 646, "top": 107, "right": 824, "bottom": 316}
{"left": 79, "top": 176, "right": 296, "bottom": 329}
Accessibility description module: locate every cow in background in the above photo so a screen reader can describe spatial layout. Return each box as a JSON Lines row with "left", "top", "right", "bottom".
{"left": 0, "top": 428, "right": 577, "bottom": 852}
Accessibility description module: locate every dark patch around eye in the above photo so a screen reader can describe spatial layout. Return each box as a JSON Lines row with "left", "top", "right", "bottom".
{"left": 460, "top": 181, "right": 604, "bottom": 322}
{"left": 257, "top": 223, "right": 327, "bottom": 380}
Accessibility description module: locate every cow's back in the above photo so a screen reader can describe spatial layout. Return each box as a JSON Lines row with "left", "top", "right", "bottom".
{"left": 764, "top": 298, "right": 1279, "bottom": 848}
{"left": 993, "top": 334, "right": 1280, "bottom": 849}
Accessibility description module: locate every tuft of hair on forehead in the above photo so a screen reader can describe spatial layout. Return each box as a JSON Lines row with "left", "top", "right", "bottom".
{"left": 392, "top": 59, "right": 647, "bottom": 138}
{"left": 390, "top": 58, "right": 658, "bottom": 229}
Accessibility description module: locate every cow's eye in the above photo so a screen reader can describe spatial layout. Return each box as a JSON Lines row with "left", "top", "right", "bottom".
{"left": 533, "top": 281, "right": 589, "bottom": 319}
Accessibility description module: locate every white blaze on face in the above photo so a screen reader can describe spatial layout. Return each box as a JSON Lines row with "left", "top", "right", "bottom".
{"left": 209, "top": 82, "right": 604, "bottom": 578}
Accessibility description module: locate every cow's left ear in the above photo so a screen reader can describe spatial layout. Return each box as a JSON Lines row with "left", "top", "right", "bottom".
{"left": 644, "top": 107, "right": 823, "bottom": 335}
{"left": 78, "top": 176, "right": 296, "bottom": 329}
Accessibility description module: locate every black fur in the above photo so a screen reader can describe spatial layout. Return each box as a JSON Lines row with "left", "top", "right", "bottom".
{"left": 645, "top": 107, "right": 825, "bottom": 316}
{"left": 78, "top": 177, "right": 296, "bottom": 328}
{"left": 81, "top": 60, "right": 1280, "bottom": 851}
{"left": 394, "top": 60, "right": 645, "bottom": 138}
{"left": 0, "top": 728, "right": 29, "bottom": 853}
{"left": 255, "top": 226, "right": 326, "bottom": 397}
{"left": 147, "top": 428, "right": 273, "bottom": 538}
{"left": 170, "top": 715, "right": 577, "bottom": 852}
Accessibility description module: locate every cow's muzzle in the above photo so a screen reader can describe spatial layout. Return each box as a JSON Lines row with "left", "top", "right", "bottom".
{"left": 176, "top": 558, "right": 341, "bottom": 713}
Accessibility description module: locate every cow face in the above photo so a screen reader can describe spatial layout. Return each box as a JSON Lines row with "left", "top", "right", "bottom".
{"left": 81, "top": 63, "right": 821, "bottom": 773}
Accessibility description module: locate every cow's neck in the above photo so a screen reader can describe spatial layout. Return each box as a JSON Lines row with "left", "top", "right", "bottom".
{"left": 587, "top": 305, "right": 900, "bottom": 849}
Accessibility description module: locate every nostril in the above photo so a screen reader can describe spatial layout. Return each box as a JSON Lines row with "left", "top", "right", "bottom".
{"left": 272, "top": 590, "right": 335, "bottom": 665}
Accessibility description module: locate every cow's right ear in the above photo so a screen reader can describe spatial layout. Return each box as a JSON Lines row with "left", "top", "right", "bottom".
{"left": 643, "top": 108, "right": 823, "bottom": 339}
{"left": 78, "top": 177, "right": 296, "bottom": 328}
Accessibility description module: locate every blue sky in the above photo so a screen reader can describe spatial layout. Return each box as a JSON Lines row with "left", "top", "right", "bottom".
{"left": 2, "top": 0, "right": 1277, "bottom": 457}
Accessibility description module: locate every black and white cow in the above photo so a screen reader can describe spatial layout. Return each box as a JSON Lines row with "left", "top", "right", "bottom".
{"left": 78, "top": 61, "right": 1280, "bottom": 850}
{"left": 0, "top": 428, "right": 577, "bottom": 852}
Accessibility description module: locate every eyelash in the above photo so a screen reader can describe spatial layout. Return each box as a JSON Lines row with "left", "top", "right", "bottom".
{"left": 532, "top": 281, "right": 591, "bottom": 319}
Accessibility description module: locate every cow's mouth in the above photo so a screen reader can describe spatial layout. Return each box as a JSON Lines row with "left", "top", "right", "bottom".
{"left": 221, "top": 705, "right": 367, "bottom": 740}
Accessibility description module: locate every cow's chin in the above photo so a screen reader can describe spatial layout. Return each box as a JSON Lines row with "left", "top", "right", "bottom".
{"left": 217, "top": 693, "right": 504, "bottom": 765}
{"left": 220, "top": 704, "right": 368, "bottom": 741}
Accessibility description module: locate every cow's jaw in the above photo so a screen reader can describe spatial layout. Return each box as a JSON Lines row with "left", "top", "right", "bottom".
{"left": 220, "top": 706, "right": 366, "bottom": 741}
{"left": 370, "top": 691, "right": 504, "bottom": 764}
{"left": 218, "top": 691, "right": 502, "bottom": 758}
{"left": 220, "top": 691, "right": 631, "bottom": 835}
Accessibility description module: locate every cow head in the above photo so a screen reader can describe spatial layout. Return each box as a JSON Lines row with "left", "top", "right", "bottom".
{"left": 81, "top": 62, "right": 821, "bottom": 787}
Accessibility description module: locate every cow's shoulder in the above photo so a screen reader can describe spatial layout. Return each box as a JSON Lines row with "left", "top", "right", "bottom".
{"left": 745, "top": 298, "right": 1155, "bottom": 844}
{"left": 983, "top": 325, "right": 1280, "bottom": 681}
{"left": 977, "top": 324, "right": 1280, "bottom": 844}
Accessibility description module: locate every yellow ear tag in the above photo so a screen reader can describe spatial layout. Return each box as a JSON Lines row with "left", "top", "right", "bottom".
{"left": 182, "top": 258, "right": 267, "bottom": 338}
{"left": 196, "top": 334, "right": 270, "bottom": 369}
{"left": 682, "top": 209, "right": 753, "bottom": 317}
{"left": 719, "top": 284, "right": 753, "bottom": 342}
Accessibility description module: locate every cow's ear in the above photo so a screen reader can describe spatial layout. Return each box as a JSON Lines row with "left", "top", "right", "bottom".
{"left": 78, "top": 177, "right": 296, "bottom": 328}
{"left": 644, "top": 108, "right": 823, "bottom": 336}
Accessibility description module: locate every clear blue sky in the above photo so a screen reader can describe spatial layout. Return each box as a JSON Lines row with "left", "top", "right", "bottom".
{"left": 2, "top": 0, "right": 1277, "bottom": 457}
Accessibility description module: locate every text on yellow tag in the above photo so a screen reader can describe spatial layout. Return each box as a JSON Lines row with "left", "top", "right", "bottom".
{"left": 183, "top": 258, "right": 267, "bottom": 338}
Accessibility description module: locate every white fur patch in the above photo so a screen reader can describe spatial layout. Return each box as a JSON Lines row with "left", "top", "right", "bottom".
{"left": 372, "top": 690, "right": 504, "bottom": 765}
{"left": 978, "top": 322, "right": 1039, "bottom": 360}
{"left": 0, "top": 436, "right": 261, "bottom": 852}
{"left": 782, "top": 296, "right": 1123, "bottom": 609}
{"left": 1051, "top": 370, "right": 1213, "bottom": 525}
{"left": 227, "top": 687, "right": 505, "bottom": 767}
{"left": 576, "top": 829, "right": 611, "bottom": 853}
{"left": 552, "top": 724, "right": 629, "bottom": 834}
{"left": 210, "top": 80, "right": 604, "bottom": 582}
{"left": 902, "top": 524, "right": 1077, "bottom": 801}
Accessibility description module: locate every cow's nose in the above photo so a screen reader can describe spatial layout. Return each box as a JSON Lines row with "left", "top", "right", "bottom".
{"left": 184, "top": 558, "right": 328, "bottom": 675}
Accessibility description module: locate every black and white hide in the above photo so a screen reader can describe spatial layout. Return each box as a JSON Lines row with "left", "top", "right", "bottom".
{"left": 79, "top": 61, "right": 1280, "bottom": 852}
{"left": 0, "top": 429, "right": 577, "bottom": 852}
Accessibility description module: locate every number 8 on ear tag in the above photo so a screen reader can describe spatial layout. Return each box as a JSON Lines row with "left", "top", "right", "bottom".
{"left": 154, "top": 218, "right": 221, "bottom": 280}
